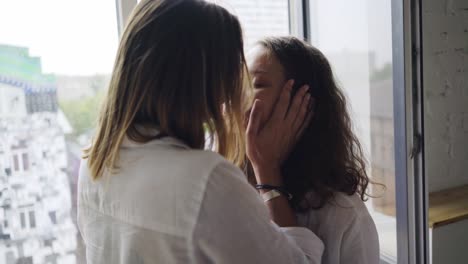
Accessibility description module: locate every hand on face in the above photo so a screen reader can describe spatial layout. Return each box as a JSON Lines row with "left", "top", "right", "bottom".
{"left": 246, "top": 80, "right": 314, "bottom": 177}
{"left": 245, "top": 46, "right": 315, "bottom": 184}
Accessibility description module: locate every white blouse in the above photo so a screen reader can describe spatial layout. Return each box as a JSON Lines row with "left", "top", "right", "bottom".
{"left": 297, "top": 192, "right": 380, "bottom": 264}
{"left": 77, "top": 136, "right": 324, "bottom": 264}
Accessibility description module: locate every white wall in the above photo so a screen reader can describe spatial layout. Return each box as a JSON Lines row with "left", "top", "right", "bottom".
{"left": 423, "top": 0, "right": 468, "bottom": 192}
{"left": 431, "top": 219, "right": 468, "bottom": 264}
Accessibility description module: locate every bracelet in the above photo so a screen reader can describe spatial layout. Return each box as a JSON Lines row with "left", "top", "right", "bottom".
{"left": 255, "top": 184, "right": 293, "bottom": 200}
{"left": 262, "top": 189, "right": 282, "bottom": 202}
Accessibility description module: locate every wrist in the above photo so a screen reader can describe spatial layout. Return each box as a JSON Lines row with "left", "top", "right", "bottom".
{"left": 256, "top": 184, "right": 293, "bottom": 200}
{"left": 251, "top": 161, "right": 281, "bottom": 173}
{"left": 253, "top": 165, "right": 283, "bottom": 186}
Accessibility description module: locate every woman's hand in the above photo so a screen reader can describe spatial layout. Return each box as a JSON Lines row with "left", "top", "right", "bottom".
{"left": 246, "top": 80, "right": 314, "bottom": 185}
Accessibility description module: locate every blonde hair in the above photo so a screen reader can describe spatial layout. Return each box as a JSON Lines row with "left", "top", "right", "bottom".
{"left": 84, "top": 0, "right": 248, "bottom": 180}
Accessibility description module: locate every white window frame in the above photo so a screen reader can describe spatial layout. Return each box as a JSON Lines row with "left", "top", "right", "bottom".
{"left": 392, "top": 0, "right": 428, "bottom": 263}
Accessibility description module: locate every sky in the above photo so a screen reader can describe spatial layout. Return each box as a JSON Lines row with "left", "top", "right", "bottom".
{"left": 0, "top": 0, "right": 119, "bottom": 75}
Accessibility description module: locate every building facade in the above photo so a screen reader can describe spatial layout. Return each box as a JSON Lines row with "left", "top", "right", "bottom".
{"left": 0, "top": 44, "right": 77, "bottom": 264}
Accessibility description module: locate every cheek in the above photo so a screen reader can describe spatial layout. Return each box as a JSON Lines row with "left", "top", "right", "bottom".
{"left": 252, "top": 90, "right": 276, "bottom": 122}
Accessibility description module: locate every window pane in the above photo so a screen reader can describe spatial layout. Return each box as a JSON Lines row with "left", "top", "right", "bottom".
{"left": 20, "top": 212, "right": 26, "bottom": 229}
{"left": 0, "top": 1, "right": 118, "bottom": 263}
{"left": 29, "top": 211, "right": 36, "bottom": 228}
{"left": 22, "top": 153, "right": 29, "bottom": 171}
{"left": 13, "top": 155, "right": 19, "bottom": 172}
{"left": 308, "top": 0, "right": 397, "bottom": 262}
{"left": 208, "top": 0, "right": 290, "bottom": 48}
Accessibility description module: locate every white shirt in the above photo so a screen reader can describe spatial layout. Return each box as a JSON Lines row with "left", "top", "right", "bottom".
{"left": 297, "top": 192, "right": 380, "bottom": 264}
{"left": 78, "top": 136, "right": 324, "bottom": 264}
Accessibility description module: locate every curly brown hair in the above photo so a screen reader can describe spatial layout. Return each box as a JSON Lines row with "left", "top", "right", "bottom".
{"left": 252, "top": 36, "right": 372, "bottom": 212}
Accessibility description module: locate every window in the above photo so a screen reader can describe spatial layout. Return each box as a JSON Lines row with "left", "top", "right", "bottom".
{"left": 28, "top": 211, "right": 35, "bottom": 228}
{"left": 206, "top": 0, "right": 289, "bottom": 48}
{"left": 20, "top": 212, "right": 26, "bottom": 229}
{"left": 49, "top": 211, "right": 57, "bottom": 225}
{"left": 2, "top": 0, "right": 406, "bottom": 262}
{"left": 308, "top": 0, "right": 397, "bottom": 262}
{"left": 0, "top": 0, "right": 119, "bottom": 263}
{"left": 13, "top": 155, "right": 19, "bottom": 172}
{"left": 22, "top": 153, "right": 29, "bottom": 171}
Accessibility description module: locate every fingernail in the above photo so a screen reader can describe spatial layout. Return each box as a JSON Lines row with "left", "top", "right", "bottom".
{"left": 304, "top": 85, "right": 310, "bottom": 92}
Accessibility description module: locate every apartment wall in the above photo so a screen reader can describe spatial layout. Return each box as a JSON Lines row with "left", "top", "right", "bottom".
{"left": 423, "top": 1, "right": 468, "bottom": 263}
{"left": 431, "top": 219, "right": 468, "bottom": 264}
{"left": 423, "top": 0, "right": 468, "bottom": 192}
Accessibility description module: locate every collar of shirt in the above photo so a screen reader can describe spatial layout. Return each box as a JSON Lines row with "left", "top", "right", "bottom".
{"left": 120, "top": 126, "right": 190, "bottom": 150}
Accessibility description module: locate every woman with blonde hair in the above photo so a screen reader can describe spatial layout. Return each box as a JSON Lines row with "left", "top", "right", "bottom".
{"left": 77, "top": 0, "right": 323, "bottom": 263}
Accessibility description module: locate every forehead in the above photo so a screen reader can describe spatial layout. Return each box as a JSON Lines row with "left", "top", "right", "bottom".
{"left": 247, "top": 45, "right": 284, "bottom": 75}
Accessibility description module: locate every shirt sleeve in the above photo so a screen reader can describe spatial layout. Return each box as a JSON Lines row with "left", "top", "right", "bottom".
{"left": 339, "top": 209, "right": 380, "bottom": 264}
{"left": 192, "top": 160, "right": 324, "bottom": 264}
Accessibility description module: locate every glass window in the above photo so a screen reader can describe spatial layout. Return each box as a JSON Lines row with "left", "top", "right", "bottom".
{"left": 49, "top": 211, "right": 57, "bottom": 225}
{"left": 13, "top": 155, "right": 19, "bottom": 172}
{"left": 0, "top": 0, "right": 118, "bottom": 263}
{"left": 22, "top": 153, "right": 29, "bottom": 171}
{"left": 308, "top": 0, "right": 397, "bottom": 262}
{"left": 20, "top": 212, "right": 26, "bottom": 229}
{"left": 207, "top": 0, "right": 289, "bottom": 48}
{"left": 29, "top": 211, "right": 36, "bottom": 228}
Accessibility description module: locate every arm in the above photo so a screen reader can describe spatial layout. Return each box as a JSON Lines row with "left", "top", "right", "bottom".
{"left": 192, "top": 161, "right": 323, "bottom": 264}
{"left": 246, "top": 80, "right": 313, "bottom": 227}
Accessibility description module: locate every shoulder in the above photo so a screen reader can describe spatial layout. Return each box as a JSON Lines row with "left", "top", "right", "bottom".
{"left": 121, "top": 139, "right": 228, "bottom": 178}
{"left": 298, "top": 192, "right": 375, "bottom": 235}
{"left": 330, "top": 192, "right": 370, "bottom": 218}
{"left": 79, "top": 142, "right": 244, "bottom": 235}
{"left": 298, "top": 192, "right": 379, "bottom": 263}
{"left": 303, "top": 192, "right": 368, "bottom": 216}
{"left": 330, "top": 193, "right": 377, "bottom": 236}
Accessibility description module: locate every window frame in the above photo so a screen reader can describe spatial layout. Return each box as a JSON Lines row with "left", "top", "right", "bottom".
{"left": 392, "top": 0, "right": 429, "bottom": 263}
{"left": 288, "top": 0, "right": 309, "bottom": 40}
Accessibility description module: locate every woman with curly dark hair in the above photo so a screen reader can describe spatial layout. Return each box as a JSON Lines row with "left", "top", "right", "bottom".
{"left": 246, "top": 36, "right": 379, "bottom": 264}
